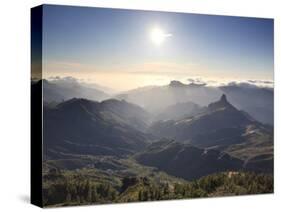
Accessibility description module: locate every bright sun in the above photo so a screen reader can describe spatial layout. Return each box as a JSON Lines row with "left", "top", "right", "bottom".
{"left": 150, "top": 27, "right": 172, "bottom": 45}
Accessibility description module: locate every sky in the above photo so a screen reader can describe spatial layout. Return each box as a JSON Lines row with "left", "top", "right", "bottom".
{"left": 42, "top": 4, "right": 274, "bottom": 91}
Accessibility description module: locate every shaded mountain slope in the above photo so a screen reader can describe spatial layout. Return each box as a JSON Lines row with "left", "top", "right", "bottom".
{"left": 135, "top": 140, "right": 243, "bottom": 180}
{"left": 148, "top": 95, "right": 273, "bottom": 173}
{"left": 150, "top": 94, "right": 256, "bottom": 143}
{"left": 43, "top": 98, "right": 152, "bottom": 158}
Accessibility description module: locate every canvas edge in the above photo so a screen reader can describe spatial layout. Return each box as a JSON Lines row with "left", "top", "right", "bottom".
{"left": 31, "top": 4, "right": 43, "bottom": 208}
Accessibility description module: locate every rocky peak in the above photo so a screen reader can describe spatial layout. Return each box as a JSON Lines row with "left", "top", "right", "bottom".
{"left": 169, "top": 80, "right": 187, "bottom": 87}
{"left": 208, "top": 94, "right": 234, "bottom": 111}
{"left": 220, "top": 94, "right": 227, "bottom": 103}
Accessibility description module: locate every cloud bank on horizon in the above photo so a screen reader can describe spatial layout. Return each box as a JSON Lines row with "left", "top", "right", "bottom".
{"left": 43, "top": 76, "right": 273, "bottom": 95}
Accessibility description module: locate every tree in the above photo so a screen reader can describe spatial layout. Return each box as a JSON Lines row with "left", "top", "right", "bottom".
{"left": 91, "top": 185, "right": 98, "bottom": 202}
{"left": 121, "top": 177, "right": 139, "bottom": 192}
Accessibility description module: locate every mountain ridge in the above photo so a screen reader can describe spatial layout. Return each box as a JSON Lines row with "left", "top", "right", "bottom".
{"left": 43, "top": 97, "right": 152, "bottom": 158}
{"left": 115, "top": 80, "right": 273, "bottom": 125}
{"left": 135, "top": 139, "right": 243, "bottom": 180}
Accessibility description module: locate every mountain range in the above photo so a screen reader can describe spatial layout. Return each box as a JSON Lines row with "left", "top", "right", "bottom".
{"left": 40, "top": 79, "right": 273, "bottom": 125}
{"left": 116, "top": 80, "right": 273, "bottom": 125}
{"left": 32, "top": 78, "right": 273, "bottom": 183}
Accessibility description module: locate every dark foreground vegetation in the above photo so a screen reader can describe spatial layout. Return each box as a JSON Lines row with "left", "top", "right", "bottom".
{"left": 43, "top": 169, "right": 273, "bottom": 207}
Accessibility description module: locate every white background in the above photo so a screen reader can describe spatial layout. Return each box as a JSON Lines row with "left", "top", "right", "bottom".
{"left": 0, "top": 0, "right": 280, "bottom": 211}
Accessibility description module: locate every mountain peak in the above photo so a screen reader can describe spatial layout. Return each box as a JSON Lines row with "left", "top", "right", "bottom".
{"left": 169, "top": 80, "right": 186, "bottom": 87}
{"left": 220, "top": 94, "right": 227, "bottom": 102}
{"left": 208, "top": 94, "right": 234, "bottom": 111}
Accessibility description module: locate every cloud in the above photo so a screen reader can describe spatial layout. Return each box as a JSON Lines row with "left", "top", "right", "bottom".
{"left": 227, "top": 81, "right": 257, "bottom": 88}
{"left": 184, "top": 77, "right": 274, "bottom": 89}
{"left": 48, "top": 76, "right": 79, "bottom": 83}
{"left": 186, "top": 77, "right": 205, "bottom": 84}
{"left": 247, "top": 80, "right": 274, "bottom": 85}
{"left": 185, "top": 78, "right": 207, "bottom": 87}
{"left": 225, "top": 81, "right": 274, "bottom": 89}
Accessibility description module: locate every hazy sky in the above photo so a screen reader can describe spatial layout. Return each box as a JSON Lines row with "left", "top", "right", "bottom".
{"left": 42, "top": 5, "right": 274, "bottom": 91}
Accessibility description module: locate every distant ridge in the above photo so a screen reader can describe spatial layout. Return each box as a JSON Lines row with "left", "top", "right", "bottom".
{"left": 169, "top": 80, "right": 187, "bottom": 87}
{"left": 115, "top": 80, "right": 273, "bottom": 124}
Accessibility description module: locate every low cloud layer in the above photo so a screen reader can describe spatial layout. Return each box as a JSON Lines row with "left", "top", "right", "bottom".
{"left": 185, "top": 77, "right": 273, "bottom": 89}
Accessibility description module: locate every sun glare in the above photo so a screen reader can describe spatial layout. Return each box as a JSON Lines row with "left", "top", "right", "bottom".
{"left": 150, "top": 27, "right": 172, "bottom": 45}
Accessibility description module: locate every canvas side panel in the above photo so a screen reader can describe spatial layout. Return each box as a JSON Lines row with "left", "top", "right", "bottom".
{"left": 31, "top": 5, "right": 43, "bottom": 208}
